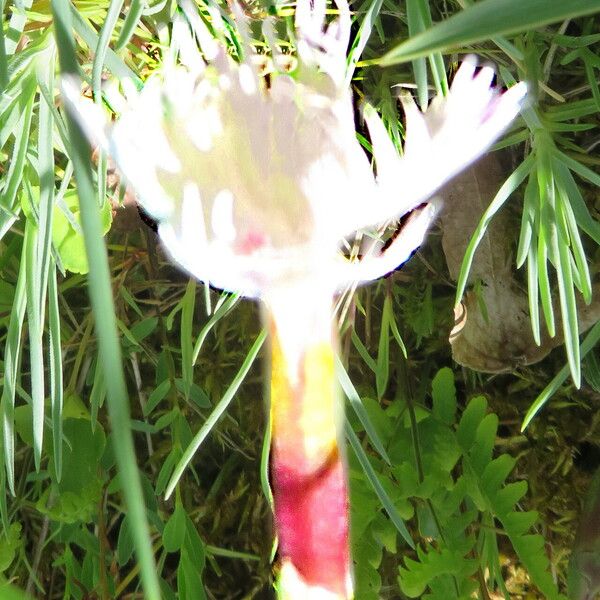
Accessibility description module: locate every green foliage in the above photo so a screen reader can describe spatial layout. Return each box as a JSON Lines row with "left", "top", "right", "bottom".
{"left": 350, "top": 368, "right": 565, "bottom": 599}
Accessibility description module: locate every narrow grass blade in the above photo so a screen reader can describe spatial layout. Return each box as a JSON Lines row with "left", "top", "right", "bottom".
{"left": 52, "top": 1, "right": 161, "bottom": 597}
{"left": 115, "top": 0, "right": 145, "bottom": 51}
{"left": 165, "top": 329, "right": 267, "bottom": 500}
{"left": 556, "top": 182, "right": 591, "bottom": 303}
{"left": 553, "top": 158, "right": 600, "bottom": 246}
{"left": 537, "top": 206, "right": 555, "bottom": 338}
{"left": 192, "top": 293, "right": 239, "bottom": 364}
{"left": 556, "top": 150, "right": 600, "bottom": 189}
{"left": 522, "top": 320, "right": 600, "bottom": 431}
{"left": 345, "top": 0, "right": 384, "bottom": 87}
{"left": 69, "top": 0, "right": 141, "bottom": 84}
{"left": 24, "top": 218, "right": 46, "bottom": 471}
{"left": 553, "top": 212, "right": 580, "bottom": 387}
{"left": 0, "top": 74, "right": 36, "bottom": 241}
{"left": 0, "top": 236, "right": 28, "bottom": 495}
{"left": 346, "top": 423, "right": 414, "bottom": 548}
{"left": 48, "top": 260, "right": 64, "bottom": 482}
{"left": 4, "top": 0, "right": 33, "bottom": 55}
{"left": 380, "top": 0, "right": 600, "bottom": 65}
{"left": 406, "top": 0, "right": 428, "bottom": 109}
{"left": 351, "top": 327, "right": 377, "bottom": 372}
{"left": 181, "top": 279, "right": 196, "bottom": 399}
{"left": 0, "top": 0, "right": 8, "bottom": 91}
{"left": 336, "top": 356, "right": 391, "bottom": 465}
{"left": 527, "top": 243, "right": 541, "bottom": 346}
{"left": 260, "top": 413, "right": 273, "bottom": 507}
{"left": 455, "top": 153, "right": 534, "bottom": 306}
{"left": 376, "top": 293, "right": 391, "bottom": 399}
{"left": 516, "top": 171, "right": 537, "bottom": 269}
{"left": 36, "top": 56, "right": 56, "bottom": 312}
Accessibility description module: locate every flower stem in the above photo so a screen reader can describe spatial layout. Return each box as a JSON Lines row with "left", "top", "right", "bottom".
{"left": 266, "top": 291, "right": 352, "bottom": 599}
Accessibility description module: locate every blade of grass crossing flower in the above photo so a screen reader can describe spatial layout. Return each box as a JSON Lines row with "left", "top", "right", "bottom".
{"left": 406, "top": 0, "right": 428, "bottom": 109}
{"left": 345, "top": 423, "right": 414, "bottom": 548}
{"left": 455, "top": 152, "right": 534, "bottom": 306}
{"left": 522, "top": 320, "right": 600, "bottom": 430}
{"left": 181, "top": 279, "right": 196, "bottom": 400}
{"left": 48, "top": 260, "right": 64, "bottom": 482}
{"left": 52, "top": 1, "right": 161, "bottom": 598}
{"left": 24, "top": 218, "right": 46, "bottom": 470}
{"left": 345, "top": 0, "right": 384, "bottom": 87}
{"left": 336, "top": 356, "right": 391, "bottom": 465}
{"left": 115, "top": 0, "right": 145, "bottom": 51}
{"left": 379, "top": 0, "right": 600, "bottom": 65}
{"left": 165, "top": 329, "right": 267, "bottom": 500}
{"left": 455, "top": 0, "right": 524, "bottom": 62}
{"left": 413, "top": 0, "right": 447, "bottom": 95}
{"left": 0, "top": 237, "right": 28, "bottom": 495}
{"left": 0, "top": 74, "right": 36, "bottom": 241}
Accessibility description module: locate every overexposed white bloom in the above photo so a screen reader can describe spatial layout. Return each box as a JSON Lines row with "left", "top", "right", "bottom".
{"left": 62, "top": 0, "right": 527, "bottom": 300}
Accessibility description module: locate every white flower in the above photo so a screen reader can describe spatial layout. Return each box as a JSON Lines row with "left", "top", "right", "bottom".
{"left": 62, "top": 0, "right": 527, "bottom": 299}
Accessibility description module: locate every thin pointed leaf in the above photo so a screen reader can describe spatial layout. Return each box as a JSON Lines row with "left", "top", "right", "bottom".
{"left": 346, "top": 423, "right": 414, "bottom": 548}
{"left": 1, "top": 236, "right": 28, "bottom": 495}
{"left": 527, "top": 243, "right": 541, "bottom": 346}
{"left": 455, "top": 153, "right": 534, "bottom": 306}
{"left": 48, "top": 260, "right": 63, "bottom": 482}
{"left": 25, "top": 218, "right": 45, "bottom": 470}
{"left": 52, "top": 1, "right": 160, "bottom": 597}
{"left": 336, "top": 356, "right": 391, "bottom": 465}
{"left": 522, "top": 320, "right": 600, "bottom": 430}
{"left": 115, "top": 0, "right": 145, "bottom": 51}
{"left": 165, "top": 329, "right": 267, "bottom": 500}
{"left": 380, "top": 0, "right": 600, "bottom": 65}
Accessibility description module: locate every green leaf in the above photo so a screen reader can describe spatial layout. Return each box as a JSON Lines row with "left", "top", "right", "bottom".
{"left": 522, "top": 320, "right": 600, "bottom": 430}
{"left": 52, "top": 0, "right": 160, "bottom": 595}
{"left": 380, "top": 0, "right": 600, "bottom": 65}
{"left": 165, "top": 330, "right": 267, "bottom": 500}
{"left": 431, "top": 368, "right": 456, "bottom": 426}
{"left": 50, "top": 188, "right": 112, "bottom": 274}
{"left": 346, "top": 424, "right": 414, "bottom": 548}
{"left": 376, "top": 294, "right": 391, "bottom": 399}
{"left": 336, "top": 357, "right": 391, "bottom": 465}
{"left": 456, "top": 396, "right": 487, "bottom": 452}
{"left": 163, "top": 504, "right": 187, "bottom": 553}
{"left": 455, "top": 154, "right": 535, "bottom": 307}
